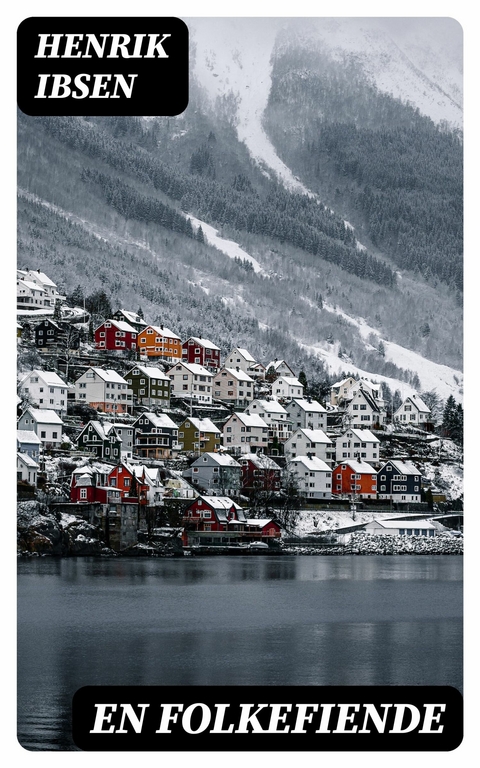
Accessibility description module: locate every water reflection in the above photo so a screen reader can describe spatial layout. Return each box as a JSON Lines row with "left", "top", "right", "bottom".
{"left": 17, "top": 555, "right": 462, "bottom": 750}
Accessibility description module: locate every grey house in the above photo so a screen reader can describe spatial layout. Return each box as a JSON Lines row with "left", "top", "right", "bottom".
{"left": 183, "top": 453, "right": 242, "bottom": 496}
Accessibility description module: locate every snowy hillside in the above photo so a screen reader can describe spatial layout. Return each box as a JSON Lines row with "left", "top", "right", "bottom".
{"left": 189, "top": 16, "right": 462, "bottom": 193}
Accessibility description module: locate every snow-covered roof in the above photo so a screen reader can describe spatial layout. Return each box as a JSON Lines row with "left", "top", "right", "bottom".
{"left": 277, "top": 376, "right": 303, "bottom": 387}
{"left": 196, "top": 495, "right": 243, "bottom": 510}
{"left": 292, "top": 428, "right": 332, "bottom": 444}
{"left": 116, "top": 309, "right": 147, "bottom": 325}
{"left": 147, "top": 325, "right": 181, "bottom": 340}
{"left": 182, "top": 417, "right": 221, "bottom": 434}
{"left": 18, "top": 279, "right": 46, "bottom": 293}
{"left": 240, "top": 452, "right": 281, "bottom": 470}
{"left": 366, "top": 519, "right": 436, "bottom": 530}
{"left": 290, "top": 455, "right": 332, "bottom": 472}
{"left": 82, "top": 367, "right": 128, "bottom": 384}
{"left": 248, "top": 399, "right": 287, "bottom": 414}
{"left": 168, "top": 361, "right": 213, "bottom": 377}
{"left": 332, "top": 377, "right": 356, "bottom": 389}
{"left": 17, "top": 429, "right": 42, "bottom": 444}
{"left": 23, "top": 408, "right": 64, "bottom": 424}
{"left": 335, "top": 459, "right": 377, "bottom": 474}
{"left": 191, "top": 453, "right": 241, "bottom": 467}
{"left": 101, "top": 319, "right": 137, "bottom": 333}
{"left": 17, "top": 452, "right": 39, "bottom": 468}
{"left": 19, "top": 369, "right": 68, "bottom": 388}
{"left": 24, "top": 269, "right": 57, "bottom": 287}
{"left": 289, "top": 398, "right": 326, "bottom": 413}
{"left": 82, "top": 420, "right": 120, "bottom": 441}
{"left": 136, "top": 412, "right": 178, "bottom": 430}
{"left": 228, "top": 412, "right": 268, "bottom": 428}
{"left": 127, "top": 364, "right": 170, "bottom": 380}
{"left": 218, "top": 367, "right": 254, "bottom": 382}
{"left": 126, "top": 464, "right": 163, "bottom": 487}
{"left": 384, "top": 459, "right": 421, "bottom": 475}
{"left": 185, "top": 336, "right": 220, "bottom": 350}
{"left": 405, "top": 394, "right": 431, "bottom": 413}
{"left": 266, "top": 360, "right": 293, "bottom": 372}
{"left": 232, "top": 348, "right": 256, "bottom": 362}
{"left": 338, "top": 428, "right": 380, "bottom": 443}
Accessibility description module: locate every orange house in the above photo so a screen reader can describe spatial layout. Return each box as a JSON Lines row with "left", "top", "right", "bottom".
{"left": 332, "top": 459, "right": 378, "bottom": 500}
{"left": 137, "top": 324, "right": 182, "bottom": 364}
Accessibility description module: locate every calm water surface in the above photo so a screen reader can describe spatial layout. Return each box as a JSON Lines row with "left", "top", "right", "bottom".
{"left": 17, "top": 555, "right": 463, "bottom": 750}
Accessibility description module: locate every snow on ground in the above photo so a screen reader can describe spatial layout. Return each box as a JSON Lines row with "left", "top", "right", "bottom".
{"left": 292, "top": 509, "right": 403, "bottom": 537}
{"left": 299, "top": 299, "right": 463, "bottom": 403}
{"left": 186, "top": 213, "right": 267, "bottom": 274}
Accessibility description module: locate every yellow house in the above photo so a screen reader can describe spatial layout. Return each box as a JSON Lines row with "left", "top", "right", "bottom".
{"left": 178, "top": 417, "right": 221, "bottom": 454}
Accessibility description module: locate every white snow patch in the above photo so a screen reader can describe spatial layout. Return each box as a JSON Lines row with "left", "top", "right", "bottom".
{"left": 186, "top": 213, "right": 267, "bottom": 275}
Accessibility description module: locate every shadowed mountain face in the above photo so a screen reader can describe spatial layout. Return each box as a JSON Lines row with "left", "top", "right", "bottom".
{"left": 17, "top": 17, "right": 463, "bottom": 400}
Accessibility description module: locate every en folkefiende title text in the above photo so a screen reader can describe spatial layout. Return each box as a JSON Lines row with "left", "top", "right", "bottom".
{"left": 89, "top": 700, "right": 446, "bottom": 736}
{"left": 33, "top": 33, "right": 171, "bottom": 99}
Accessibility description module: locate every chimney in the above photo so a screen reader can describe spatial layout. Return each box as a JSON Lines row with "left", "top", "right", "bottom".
{"left": 161, "top": 324, "right": 164, "bottom": 330}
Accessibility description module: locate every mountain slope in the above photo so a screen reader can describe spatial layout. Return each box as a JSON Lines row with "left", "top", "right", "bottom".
{"left": 16, "top": 18, "right": 463, "bottom": 404}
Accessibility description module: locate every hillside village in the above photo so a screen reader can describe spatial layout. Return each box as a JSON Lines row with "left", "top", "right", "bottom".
{"left": 17, "top": 269, "right": 463, "bottom": 555}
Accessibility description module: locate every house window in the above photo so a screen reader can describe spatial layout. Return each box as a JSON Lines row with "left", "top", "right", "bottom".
{"left": 80, "top": 488, "right": 87, "bottom": 499}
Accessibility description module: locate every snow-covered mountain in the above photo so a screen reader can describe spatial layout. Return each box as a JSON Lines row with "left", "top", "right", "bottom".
{"left": 189, "top": 16, "right": 462, "bottom": 194}
{"left": 17, "top": 17, "right": 463, "bottom": 406}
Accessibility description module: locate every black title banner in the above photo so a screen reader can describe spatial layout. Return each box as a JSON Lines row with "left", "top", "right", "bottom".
{"left": 17, "top": 17, "right": 189, "bottom": 116}
{"left": 72, "top": 685, "right": 463, "bottom": 751}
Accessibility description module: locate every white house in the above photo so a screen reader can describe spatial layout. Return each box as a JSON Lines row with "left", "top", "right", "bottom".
{"left": 344, "top": 388, "right": 386, "bottom": 430}
{"left": 272, "top": 376, "right": 304, "bottom": 401}
{"left": 213, "top": 368, "right": 255, "bottom": 406}
{"left": 289, "top": 455, "right": 333, "bottom": 500}
{"left": 244, "top": 399, "right": 292, "bottom": 443}
{"left": 75, "top": 367, "right": 133, "bottom": 414}
{"left": 284, "top": 428, "right": 334, "bottom": 464}
{"left": 335, "top": 428, "right": 381, "bottom": 465}
{"left": 394, "top": 394, "right": 432, "bottom": 428}
{"left": 265, "top": 359, "right": 295, "bottom": 378}
{"left": 16, "top": 278, "right": 46, "bottom": 311}
{"left": 285, "top": 398, "right": 327, "bottom": 432}
{"left": 222, "top": 412, "right": 269, "bottom": 453}
{"left": 17, "top": 407, "right": 65, "bottom": 449}
{"left": 224, "top": 348, "right": 259, "bottom": 377}
{"left": 167, "top": 361, "right": 213, "bottom": 404}
{"left": 18, "top": 369, "right": 69, "bottom": 414}
{"left": 331, "top": 376, "right": 383, "bottom": 407}
{"left": 18, "top": 269, "right": 65, "bottom": 307}
{"left": 363, "top": 519, "right": 436, "bottom": 537}
{"left": 17, "top": 452, "right": 39, "bottom": 486}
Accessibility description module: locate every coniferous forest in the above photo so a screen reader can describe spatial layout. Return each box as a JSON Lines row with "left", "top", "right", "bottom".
{"left": 16, "top": 32, "right": 463, "bottom": 390}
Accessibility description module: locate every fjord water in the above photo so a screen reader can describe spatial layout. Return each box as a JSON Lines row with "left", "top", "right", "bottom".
{"left": 17, "top": 555, "right": 463, "bottom": 751}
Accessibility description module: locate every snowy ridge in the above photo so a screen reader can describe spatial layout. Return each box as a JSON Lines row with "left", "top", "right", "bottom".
{"left": 189, "top": 17, "right": 462, "bottom": 196}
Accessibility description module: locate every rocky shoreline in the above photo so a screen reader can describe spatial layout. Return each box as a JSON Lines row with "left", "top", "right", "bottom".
{"left": 17, "top": 501, "right": 462, "bottom": 559}
{"left": 282, "top": 532, "right": 463, "bottom": 556}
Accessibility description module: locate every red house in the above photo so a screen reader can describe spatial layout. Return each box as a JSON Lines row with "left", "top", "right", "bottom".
{"left": 70, "top": 465, "right": 111, "bottom": 503}
{"left": 331, "top": 459, "right": 378, "bottom": 500}
{"left": 107, "top": 463, "right": 149, "bottom": 505}
{"left": 240, "top": 452, "right": 282, "bottom": 496}
{"left": 95, "top": 319, "right": 138, "bottom": 352}
{"left": 182, "top": 336, "right": 221, "bottom": 373}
